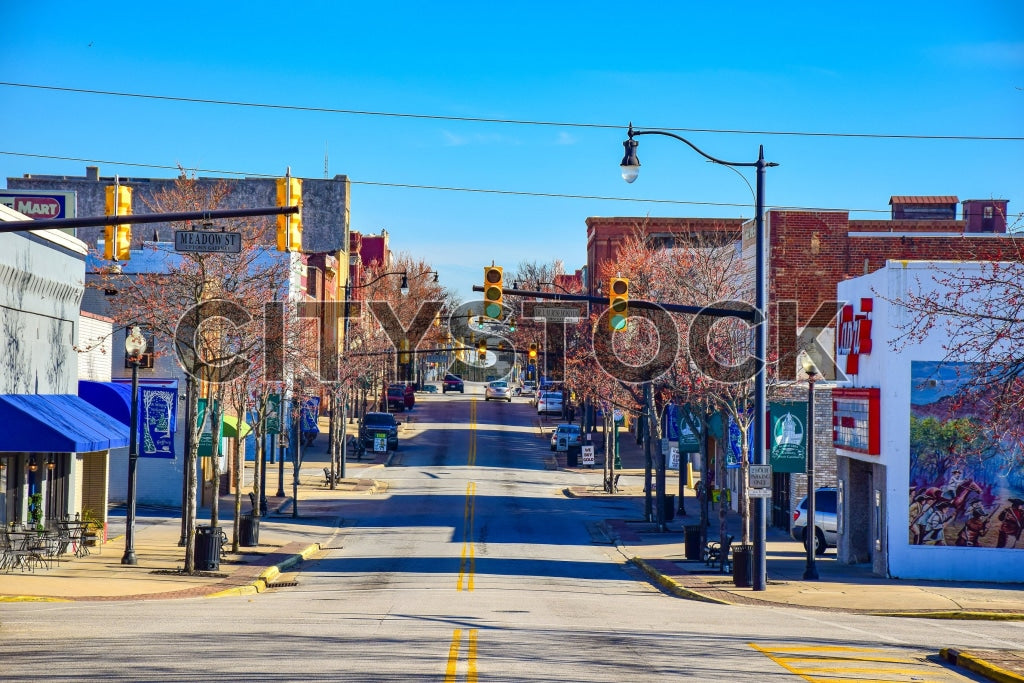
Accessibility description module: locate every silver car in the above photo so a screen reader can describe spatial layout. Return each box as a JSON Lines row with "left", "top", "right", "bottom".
{"left": 537, "top": 391, "right": 563, "bottom": 415}
{"left": 791, "top": 487, "right": 838, "bottom": 555}
{"left": 484, "top": 380, "right": 512, "bottom": 402}
{"left": 550, "top": 423, "right": 581, "bottom": 451}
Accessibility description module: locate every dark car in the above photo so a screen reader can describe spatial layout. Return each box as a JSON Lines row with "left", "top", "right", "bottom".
{"left": 442, "top": 374, "right": 464, "bottom": 393}
{"left": 385, "top": 385, "right": 412, "bottom": 412}
{"left": 359, "top": 412, "right": 400, "bottom": 454}
{"left": 391, "top": 383, "right": 415, "bottom": 410}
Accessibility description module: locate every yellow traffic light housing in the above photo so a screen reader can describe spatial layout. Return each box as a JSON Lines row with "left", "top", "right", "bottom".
{"left": 483, "top": 266, "right": 503, "bottom": 319}
{"left": 104, "top": 185, "right": 133, "bottom": 261}
{"left": 609, "top": 277, "right": 629, "bottom": 332}
{"left": 477, "top": 339, "right": 487, "bottom": 361}
{"left": 276, "top": 176, "right": 303, "bottom": 252}
{"left": 528, "top": 342, "right": 538, "bottom": 360}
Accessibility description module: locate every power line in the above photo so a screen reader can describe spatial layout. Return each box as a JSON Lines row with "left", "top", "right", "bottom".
{"left": 0, "top": 149, "right": 896, "bottom": 214}
{"left": 3, "top": 81, "right": 1022, "bottom": 142}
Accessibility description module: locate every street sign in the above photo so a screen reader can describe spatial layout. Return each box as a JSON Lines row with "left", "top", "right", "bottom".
{"left": 748, "top": 487, "right": 773, "bottom": 498}
{"left": 749, "top": 464, "right": 773, "bottom": 489}
{"left": 530, "top": 306, "right": 584, "bottom": 321}
{"left": 174, "top": 230, "right": 242, "bottom": 253}
{"left": 668, "top": 445, "right": 680, "bottom": 470}
{"left": 581, "top": 445, "right": 595, "bottom": 466}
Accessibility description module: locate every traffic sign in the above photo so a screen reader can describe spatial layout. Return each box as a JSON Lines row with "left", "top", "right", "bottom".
{"left": 749, "top": 464, "right": 772, "bottom": 489}
{"left": 748, "top": 487, "right": 773, "bottom": 498}
{"left": 175, "top": 230, "right": 242, "bottom": 253}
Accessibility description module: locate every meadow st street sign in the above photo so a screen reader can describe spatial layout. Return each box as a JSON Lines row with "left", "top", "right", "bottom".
{"left": 175, "top": 230, "right": 241, "bottom": 253}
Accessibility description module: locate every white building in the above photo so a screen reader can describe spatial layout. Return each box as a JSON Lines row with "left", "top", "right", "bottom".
{"left": 835, "top": 260, "right": 1022, "bottom": 582}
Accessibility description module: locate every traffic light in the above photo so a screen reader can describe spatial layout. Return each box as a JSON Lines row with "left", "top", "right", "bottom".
{"left": 609, "top": 277, "right": 629, "bottom": 332}
{"left": 276, "top": 176, "right": 303, "bottom": 252}
{"left": 483, "top": 266, "right": 503, "bottom": 319}
{"left": 528, "top": 342, "right": 538, "bottom": 360}
{"left": 477, "top": 339, "right": 487, "bottom": 361}
{"left": 104, "top": 185, "right": 133, "bottom": 261}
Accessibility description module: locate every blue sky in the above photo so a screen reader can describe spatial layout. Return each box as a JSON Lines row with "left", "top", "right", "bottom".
{"left": 2, "top": 1, "right": 1022, "bottom": 300}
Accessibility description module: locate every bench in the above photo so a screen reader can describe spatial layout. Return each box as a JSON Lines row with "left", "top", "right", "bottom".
{"left": 703, "top": 534, "right": 735, "bottom": 572}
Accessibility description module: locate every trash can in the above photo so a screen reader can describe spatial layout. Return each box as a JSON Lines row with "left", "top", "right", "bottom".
{"left": 566, "top": 444, "right": 580, "bottom": 468}
{"left": 684, "top": 525, "right": 702, "bottom": 560}
{"left": 662, "top": 494, "right": 676, "bottom": 522}
{"left": 239, "top": 514, "right": 260, "bottom": 547}
{"left": 732, "top": 543, "right": 753, "bottom": 588}
{"left": 195, "top": 525, "right": 221, "bottom": 571}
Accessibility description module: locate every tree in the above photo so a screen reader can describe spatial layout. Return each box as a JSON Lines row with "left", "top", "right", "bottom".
{"left": 93, "top": 170, "right": 291, "bottom": 573}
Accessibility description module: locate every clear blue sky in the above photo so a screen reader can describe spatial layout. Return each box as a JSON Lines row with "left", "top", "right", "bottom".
{"left": 2, "top": 1, "right": 1021, "bottom": 301}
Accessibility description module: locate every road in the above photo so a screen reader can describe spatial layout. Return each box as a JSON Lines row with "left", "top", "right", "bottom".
{"left": 0, "top": 386, "right": 1018, "bottom": 681}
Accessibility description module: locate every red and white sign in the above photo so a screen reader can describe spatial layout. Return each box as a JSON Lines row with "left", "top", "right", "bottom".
{"left": 837, "top": 297, "right": 873, "bottom": 375}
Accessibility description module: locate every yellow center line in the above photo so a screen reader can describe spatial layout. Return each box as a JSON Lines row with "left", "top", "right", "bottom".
{"left": 457, "top": 481, "right": 476, "bottom": 591}
{"left": 444, "top": 628, "right": 478, "bottom": 682}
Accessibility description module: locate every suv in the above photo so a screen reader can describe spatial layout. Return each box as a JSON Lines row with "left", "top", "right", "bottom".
{"left": 442, "top": 374, "right": 464, "bottom": 393}
{"left": 550, "top": 423, "right": 581, "bottom": 451}
{"left": 359, "top": 412, "right": 400, "bottom": 454}
{"left": 386, "top": 385, "right": 408, "bottom": 412}
{"left": 791, "top": 487, "right": 838, "bottom": 555}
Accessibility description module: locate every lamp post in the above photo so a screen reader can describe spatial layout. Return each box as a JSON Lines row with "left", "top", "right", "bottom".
{"left": 801, "top": 355, "right": 820, "bottom": 580}
{"left": 121, "top": 325, "right": 147, "bottom": 565}
{"left": 620, "top": 123, "right": 777, "bottom": 591}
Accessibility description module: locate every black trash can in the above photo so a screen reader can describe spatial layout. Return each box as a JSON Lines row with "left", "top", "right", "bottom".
{"left": 732, "top": 543, "right": 753, "bottom": 588}
{"left": 662, "top": 494, "right": 676, "bottom": 522}
{"left": 684, "top": 525, "right": 702, "bottom": 560}
{"left": 566, "top": 444, "right": 580, "bottom": 468}
{"left": 195, "top": 525, "right": 221, "bottom": 571}
{"left": 239, "top": 514, "right": 260, "bottom": 547}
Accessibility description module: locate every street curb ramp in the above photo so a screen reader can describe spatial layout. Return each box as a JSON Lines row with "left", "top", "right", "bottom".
{"left": 940, "top": 648, "right": 1024, "bottom": 683}
{"left": 206, "top": 543, "right": 322, "bottom": 598}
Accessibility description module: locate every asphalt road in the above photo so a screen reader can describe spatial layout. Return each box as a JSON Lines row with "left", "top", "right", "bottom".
{"left": 1, "top": 386, "right": 1019, "bottom": 681}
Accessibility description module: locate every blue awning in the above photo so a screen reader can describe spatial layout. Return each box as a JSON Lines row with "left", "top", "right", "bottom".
{"left": 0, "top": 394, "right": 130, "bottom": 453}
{"left": 78, "top": 380, "right": 132, "bottom": 424}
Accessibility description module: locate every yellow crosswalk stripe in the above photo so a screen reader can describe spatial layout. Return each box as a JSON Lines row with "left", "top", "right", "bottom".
{"left": 750, "top": 642, "right": 966, "bottom": 682}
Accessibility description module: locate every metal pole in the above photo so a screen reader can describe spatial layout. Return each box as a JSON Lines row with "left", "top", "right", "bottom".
{"left": 291, "top": 401, "right": 300, "bottom": 518}
{"left": 179, "top": 379, "right": 192, "bottom": 546}
{"left": 276, "top": 397, "right": 286, "bottom": 497}
{"left": 121, "top": 358, "right": 140, "bottom": 565}
{"left": 803, "top": 372, "right": 819, "bottom": 580}
{"left": 753, "top": 146, "right": 769, "bottom": 591}
{"left": 259, "top": 432, "right": 268, "bottom": 514}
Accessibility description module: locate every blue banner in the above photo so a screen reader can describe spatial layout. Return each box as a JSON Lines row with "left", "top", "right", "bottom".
{"left": 301, "top": 397, "right": 320, "bottom": 434}
{"left": 139, "top": 385, "right": 177, "bottom": 458}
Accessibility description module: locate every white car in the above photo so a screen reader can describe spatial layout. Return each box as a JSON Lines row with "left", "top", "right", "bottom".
{"left": 520, "top": 381, "right": 537, "bottom": 397}
{"left": 484, "top": 380, "right": 512, "bottom": 402}
{"left": 550, "top": 423, "right": 581, "bottom": 451}
{"left": 537, "top": 391, "right": 563, "bottom": 415}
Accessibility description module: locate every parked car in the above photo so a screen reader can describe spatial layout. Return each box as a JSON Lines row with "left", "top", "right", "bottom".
{"left": 420, "top": 384, "right": 439, "bottom": 393}
{"left": 520, "top": 381, "right": 537, "bottom": 397}
{"left": 791, "top": 487, "right": 838, "bottom": 555}
{"left": 442, "top": 374, "right": 464, "bottom": 393}
{"left": 359, "top": 411, "right": 400, "bottom": 454}
{"left": 550, "top": 423, "right": 581, "bottom": 451}
{"left": 537, "top": 391, "right": 563, "bottom": 415}
{"left": 386, "top": 384, "right": 414, "bottom": 412}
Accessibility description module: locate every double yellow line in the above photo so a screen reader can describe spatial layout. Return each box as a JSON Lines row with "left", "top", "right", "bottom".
{"left": 444, "top": 628, "right": 478, "bottom": 682}
{"left": 449, "top": 400, "right": 479, "bottom": 679}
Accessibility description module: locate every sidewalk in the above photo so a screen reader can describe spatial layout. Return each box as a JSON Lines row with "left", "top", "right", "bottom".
{"left": 549, "top": 421, "right": 1024, "bottom": 682}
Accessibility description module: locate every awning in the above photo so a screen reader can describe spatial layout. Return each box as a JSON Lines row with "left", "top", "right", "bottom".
{"left": 0, "top": 394, "right": 130, "bottom": 453}
{"left": 78, "top": 380, "right": 132, "bottom": 424}
{"left": 222, "top": 414, "right": 252, "bottom": 438}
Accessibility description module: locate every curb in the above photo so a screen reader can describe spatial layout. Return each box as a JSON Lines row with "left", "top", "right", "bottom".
{"left": 206, "top": 543, "right": 322, "bottom": 599}
{"left": 941, "top": 648, "right": 1024, "bottom": 683}
{"left": 631, "top": 558, "right": 732, "bottom": 605}
{"left": 873, "top": 611, "right": 1024, "bottom": 621}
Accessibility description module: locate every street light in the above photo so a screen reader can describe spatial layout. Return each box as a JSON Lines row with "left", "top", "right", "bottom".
{"left": 801, "top": 354, "right": 820, "bottom": 581}
{"left": 620, "top": 123, "right": 777, "bottom": 591}
{"left": 122, "top": 325, "right": 147, "bottom": 565}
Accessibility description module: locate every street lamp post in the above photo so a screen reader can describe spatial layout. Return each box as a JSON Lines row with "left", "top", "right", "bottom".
{"left": 802, "top": 355, "right": 820, "bottom": 580}
{"left": 121, "top": 325, "right": 147, "bottom": 565}
{"left": 620, "top": 123, "right": 777, "bottom": 591}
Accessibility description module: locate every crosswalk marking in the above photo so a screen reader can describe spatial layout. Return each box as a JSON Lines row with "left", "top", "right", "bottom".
{"left": 750, "top": 642, "right": 967, "bottom": 682}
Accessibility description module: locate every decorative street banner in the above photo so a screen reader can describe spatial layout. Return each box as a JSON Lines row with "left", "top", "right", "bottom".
{"left": 770, "top": 401, "right": 808, "bottom": 473}
{"left": 265, "top": 393, "right": 281, "bottom": 435}
{"left": 727, "top": 414, "right": 754, "bottom": 469}
{"left": 301, "top": 397, "right": 320, "bottom": 435}
{"left": 196, "top": 398, "right": 220, "bottom": 457}
{"left": 139, "top": 385, "right": 177, "bottom": 458}
{"left": 665, "top": 404, "right": 701, "bottom": 453}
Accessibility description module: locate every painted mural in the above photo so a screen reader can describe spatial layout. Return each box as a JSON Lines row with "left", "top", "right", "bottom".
{"left": 909, "top": 361, "right": 1024, "bottom": 549}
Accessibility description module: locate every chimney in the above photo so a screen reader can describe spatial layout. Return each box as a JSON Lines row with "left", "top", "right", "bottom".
{"left": 86, "top": 166, "right": 100, "bottom": 181}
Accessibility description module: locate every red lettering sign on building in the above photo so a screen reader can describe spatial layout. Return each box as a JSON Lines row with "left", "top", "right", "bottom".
{"left": 837, "top": 298, "right": 873, "bottom": 375}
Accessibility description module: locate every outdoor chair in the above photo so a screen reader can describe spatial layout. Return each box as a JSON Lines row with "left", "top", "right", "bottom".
{"left": 703, "top": 533, "right": 735, "bottom": 572}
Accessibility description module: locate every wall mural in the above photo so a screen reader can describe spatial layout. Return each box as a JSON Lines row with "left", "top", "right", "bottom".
{"left": 909, "top": 361, "right": 1024, "bottom": 549}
